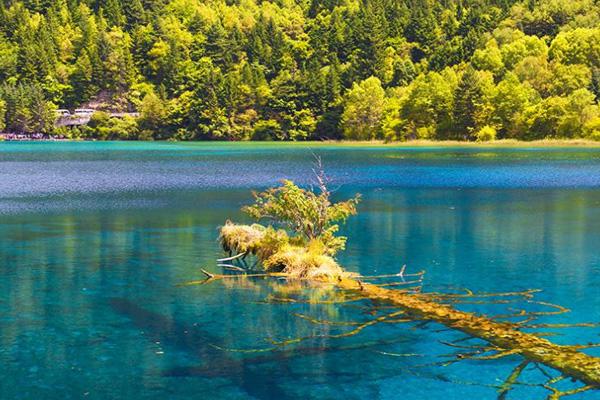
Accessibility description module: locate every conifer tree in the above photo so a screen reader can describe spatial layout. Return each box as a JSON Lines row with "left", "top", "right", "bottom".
{"left": 453, "top": 67, "right": 484, "bottom": 139}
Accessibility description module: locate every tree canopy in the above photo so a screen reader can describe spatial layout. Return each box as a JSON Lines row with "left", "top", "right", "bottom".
{"left": 2, "top": 0, "right": 600, "bottom": 141}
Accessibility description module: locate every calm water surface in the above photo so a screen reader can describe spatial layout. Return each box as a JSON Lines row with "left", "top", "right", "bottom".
{"left": 1, "top": 142, "right": 600, "bottom": 399}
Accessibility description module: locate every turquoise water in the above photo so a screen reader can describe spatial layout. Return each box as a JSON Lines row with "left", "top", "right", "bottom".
{"left": 1, "top": 142, "right": 600, "bottom": 399}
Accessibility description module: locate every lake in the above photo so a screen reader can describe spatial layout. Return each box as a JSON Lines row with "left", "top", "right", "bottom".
{"left": 1, "top": 142, "right": 600, "bottom": 399}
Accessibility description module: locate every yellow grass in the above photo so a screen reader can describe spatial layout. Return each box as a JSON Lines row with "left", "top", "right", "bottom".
{"left": 219, "top": 222, "right": 268, "bottom": 255}
{"left": 263, "top": 242, "right": 345, "bottom": 279}
{"left": 219, "top": 222, "right": 346, "bottom": 279}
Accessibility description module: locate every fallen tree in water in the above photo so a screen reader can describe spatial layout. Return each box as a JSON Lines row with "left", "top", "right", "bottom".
{"left": 188, "top": 167, "right": 600, "bottom": 398}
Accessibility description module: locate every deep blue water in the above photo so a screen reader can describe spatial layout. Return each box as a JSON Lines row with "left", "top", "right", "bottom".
{"left": 1, "top": 142, "right": 600, "bottom": 399}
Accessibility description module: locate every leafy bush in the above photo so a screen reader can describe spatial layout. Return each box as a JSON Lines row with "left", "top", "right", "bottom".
{"left": 243, "top": 179, "right": 360, "bottom": 255}
{"left": 84, "top": 113, "right": 140, "bottom": 140}
{"left": 584, "top": 117, "right": 600, "bottom": 140}
{"left": 476, "top": 125, "right": 497, "bottom": 141}
{"left": 252, "top": 120, "right": 282, "bottom": 141}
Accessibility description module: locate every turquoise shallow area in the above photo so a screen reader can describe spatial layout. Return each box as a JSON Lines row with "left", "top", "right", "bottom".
{"left": 1, "top": 142, "right": 600, "bottom": 399}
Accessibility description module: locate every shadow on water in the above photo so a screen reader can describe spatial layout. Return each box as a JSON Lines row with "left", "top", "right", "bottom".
{"left": 108, "top": 297, "right": 422, "bottom": 399}
{"left": 109, "top": 297, "right": 292, "bottom": 399}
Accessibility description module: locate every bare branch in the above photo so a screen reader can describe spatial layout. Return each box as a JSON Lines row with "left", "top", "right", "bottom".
{"left": 217, "top": 252, "right": 247, "bottom": 262}
{"left": 497, "top": 360, "right": 530, "bottom": 400}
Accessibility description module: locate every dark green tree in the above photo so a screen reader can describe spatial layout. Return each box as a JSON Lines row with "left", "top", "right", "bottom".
{"left": 453, "top": 67, "right": 485, "bottom": 139}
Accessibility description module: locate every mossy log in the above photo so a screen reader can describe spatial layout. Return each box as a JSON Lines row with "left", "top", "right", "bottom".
{"left": 333, "top": 276, "right": 600, "bottom": 387}
{"left": 196, "top": 265, "right": 600, "bottom": 388}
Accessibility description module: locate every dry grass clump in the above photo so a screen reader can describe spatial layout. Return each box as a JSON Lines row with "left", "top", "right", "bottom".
{"left": 219, "top": 222, "right": 267, "bottom": 255}
{"left": 263, "top": 240, "right": 345, "bottom": 280}
{"left": 219, "top": 221, "right": 290, "bottom": 259}
{"left": 221, "top": 221, "right": 347, "bottom": 280}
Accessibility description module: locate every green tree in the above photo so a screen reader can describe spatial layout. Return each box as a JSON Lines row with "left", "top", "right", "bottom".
{"left": 472, "top": 40, "right": 504, "bottom": 75}
{"left": 501, "top": 34, "right": 548, "bottom": 70}
{"left": 29, "top": 85, "right": 56, "bottom": 134}
{"left": 340, "top": 76, "right": 386, "bottom": 140}
{"left": 0, "top": 35, "right": 18, "bottom": 81}
{"left": 513, "top": 56, "right": 552, "bottom": 96}
{"left": 548, "top": 63, "right": 591, "bottom": 96}
{"left": 453, "top": 67, "right": 485, "bottom": 139}
{"left": 493, "top": 72, "right": 539, "bottom": 137}
{"left": 401, "top": 69, "right": 458, "bottom": 139}
{"left": 244, "top": 178, "right": 360, "bottom": 254}
{"left": 138, "top": 92, "right": 166, "bottom": 135}
{"left": 252, "top": 119, "right": 282, "bottom": 141}
{"left": 0, "top": 83, "right": 55, "bottom": 134}
{"left": 102, "top": 0, "right": 125, "bottom": 27}
{"left": 2, "top": 0, "right": 600, "bottom": 141}
{"left": 549, "top": 28, "right": 600, "bottom": 69}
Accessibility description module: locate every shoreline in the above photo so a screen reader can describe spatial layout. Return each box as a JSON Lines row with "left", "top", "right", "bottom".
{"left": 0, "top": 133, "right": 68, "bottom": 141}
{"left": 1, "top": 136, "right": 599, "bottom": 147}
{"left": 314, "top": 139, "right": 600, "bottom": 148}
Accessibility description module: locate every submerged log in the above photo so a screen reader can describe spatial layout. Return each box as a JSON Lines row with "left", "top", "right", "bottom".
{"left": 333, "top": 275, "right": 600, "bottom": 387}
{"left": 214, "top": 221, "right": 600, "bottom": 392}
{"left": 192, "top": 265, "right": 600, "bottom": 388}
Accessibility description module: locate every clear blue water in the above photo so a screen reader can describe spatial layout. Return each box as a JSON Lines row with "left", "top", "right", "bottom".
{"left": 1, "top": 142, "right": 600, "bottom": 399}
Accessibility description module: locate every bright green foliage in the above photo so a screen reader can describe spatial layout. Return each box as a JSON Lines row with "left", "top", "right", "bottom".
{"left": 340, "top": 77, "right": 386, "bottom": 140}
{"left": 548, "top": 63, "right": 592, "bottom": 96}
{"left": 472, "top": 40, "right": 504, "bottom": 75}
{"left": 492, "top": 73, "right": 539, "bottom": 137}
{"left": 500, "top": 34, "right": 548, "bottom": 70}
{"left": 243, "top": 179, "right": 360, "bottom": 255}
{"left": 84, "top": 112, "right": 140, "bottom": 140}
{"left": 0, "top": 83, "right": 56, "bottom": 134}
{"left": 583, "top": 117, "right": 600, "bottom": 140}
{"left": 1, "top": 0, "right": 600, "bottom": 140}
{"left": 513, "top": 56, "right": 552, "bottom": 96}
{"left": 400, "top": 69, "right": 457, "bottom": 139}
{"left": 252, "top": 120, "right": 282, "bottom": 141}
{"left": 381, "top": 90, "right": 409, "bottom": 142}
{"left": 138, "top": 92, "right": 167, "bottom": 137}
{"left": 0, "top": 35, "right": 18, "bottom": 81}
{"left": 527, "top": 89, "right": 599, "bottom": 139}
{"left": 221, "top": 175, "right": 361, "bottom": 279}
{"left": 476, "top": 125, "right": 497, "bottom": 141}
{"left": 549, "top": 29, "right": 600, "bottom": 68}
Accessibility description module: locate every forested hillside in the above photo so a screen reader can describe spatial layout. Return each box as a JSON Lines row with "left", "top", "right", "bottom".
{"left": 1, "top": 0, "right": 600, "bottom": 141}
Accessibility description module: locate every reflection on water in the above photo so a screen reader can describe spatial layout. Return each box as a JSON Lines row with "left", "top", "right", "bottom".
{"left": 1, "top": 143, "right": 600, "bottom": 399}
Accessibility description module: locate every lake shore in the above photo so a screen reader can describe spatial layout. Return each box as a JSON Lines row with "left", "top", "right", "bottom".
{"left": 0, "top": 133, "right": 68, "bottom": 141}
{"left": 2, "top": 135, "right": 599, "bottom": 147}
{"left": 316, "top": 139, "right": 600, "bottom": 147}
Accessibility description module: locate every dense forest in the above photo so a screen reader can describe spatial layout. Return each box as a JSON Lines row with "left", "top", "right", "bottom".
{"left": 1, "top": 0, "right": 600, "bottom": 141}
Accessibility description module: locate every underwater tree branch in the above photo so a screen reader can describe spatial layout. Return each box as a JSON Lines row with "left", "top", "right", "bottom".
{"left": 497, "top": 360, "right": 530, "bottom": 400}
